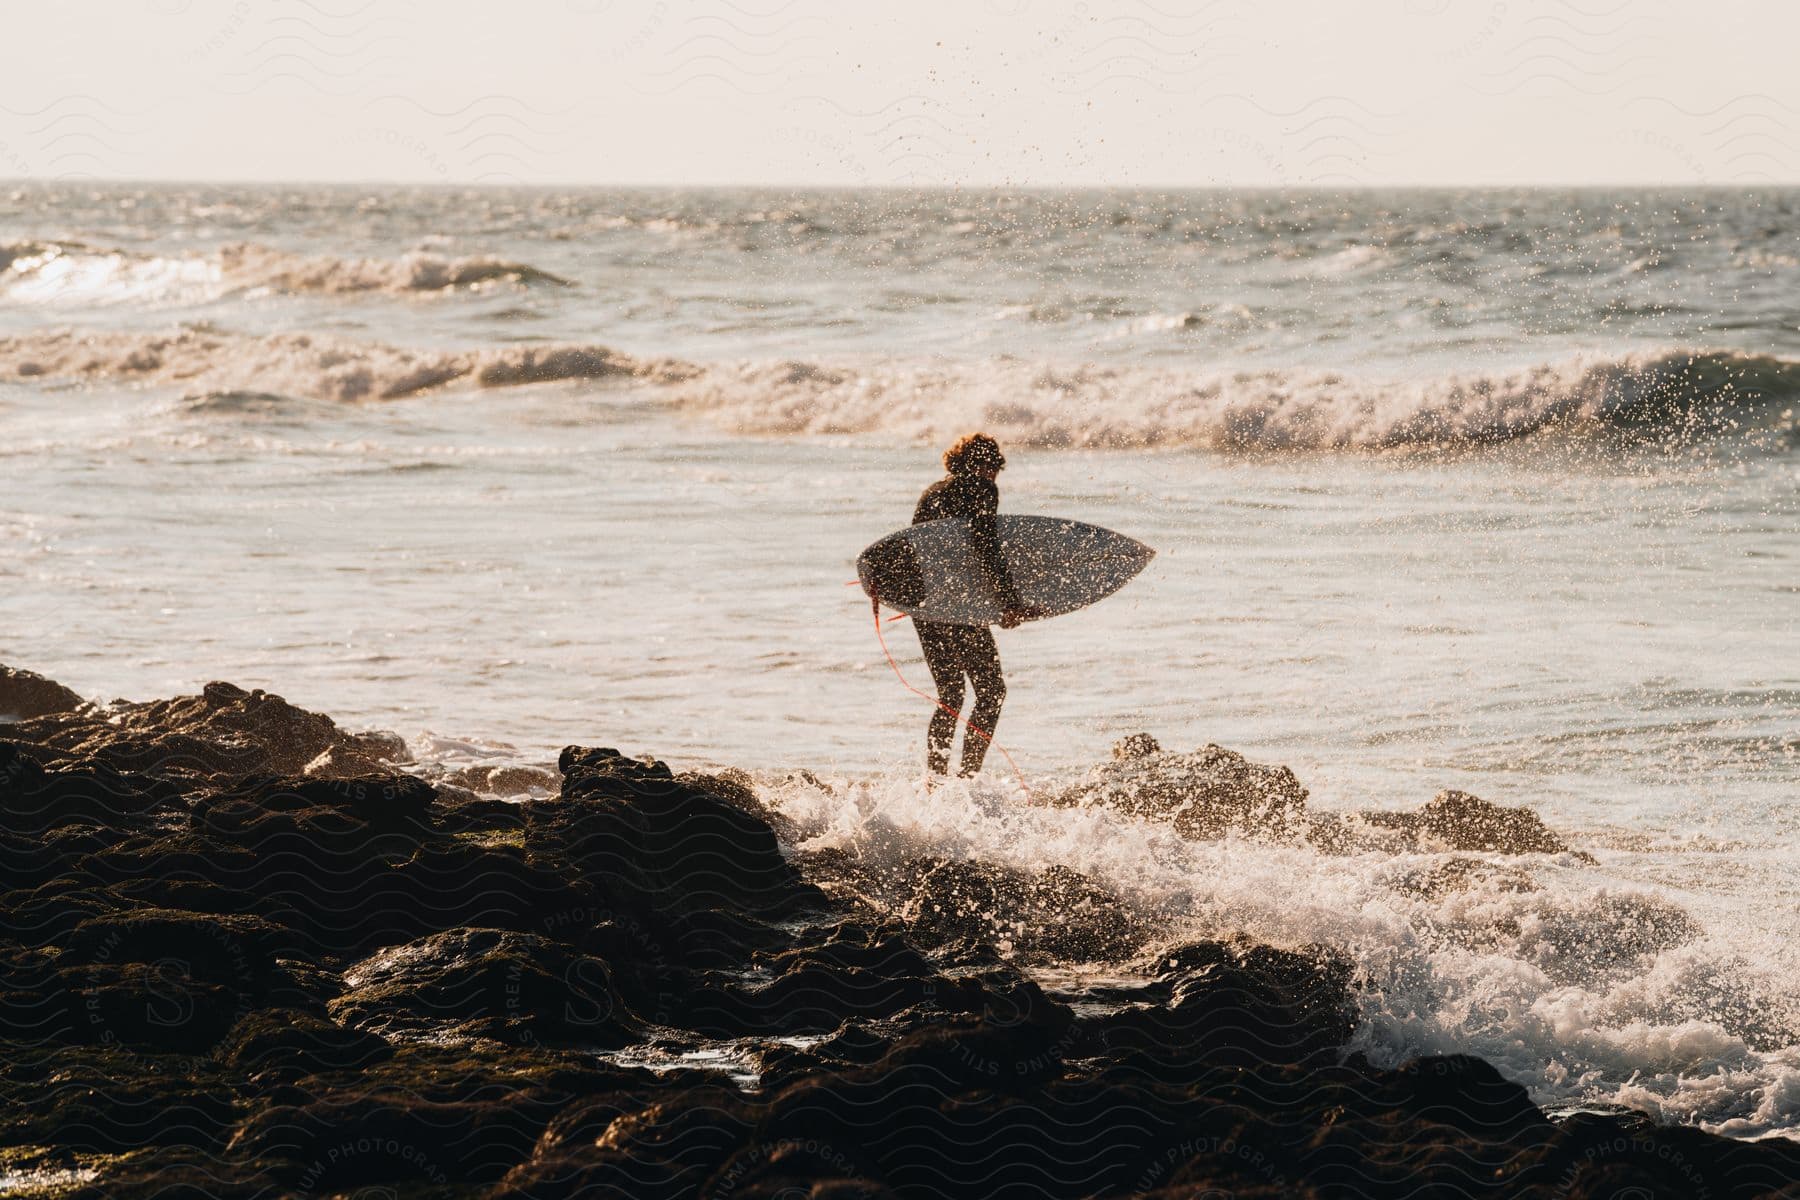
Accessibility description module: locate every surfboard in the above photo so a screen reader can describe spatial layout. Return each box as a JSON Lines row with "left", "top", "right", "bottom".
{"left": 857, "top": 516, "right": 1154, "bottom": 627}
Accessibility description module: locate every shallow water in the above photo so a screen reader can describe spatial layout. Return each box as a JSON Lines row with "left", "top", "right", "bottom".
{"left": 2, "top": 183, "right": 1796, "bottom": 1136}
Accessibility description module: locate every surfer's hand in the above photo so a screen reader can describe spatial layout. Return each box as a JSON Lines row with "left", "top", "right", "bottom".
{"left": 1000, "top": 604, "right": 1048, "bottom": 628}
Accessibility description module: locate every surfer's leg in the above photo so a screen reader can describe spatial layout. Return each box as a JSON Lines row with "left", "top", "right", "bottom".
{"left": 915, "top": 620, "right": 965, "bottom": 774}
{"left": 958, "top": 627, "right": 1005, "bottom": 777}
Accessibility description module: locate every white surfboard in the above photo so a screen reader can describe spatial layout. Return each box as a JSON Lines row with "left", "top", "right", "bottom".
{"left": 858, "top": 516, "right": 1154, "bottom": 627}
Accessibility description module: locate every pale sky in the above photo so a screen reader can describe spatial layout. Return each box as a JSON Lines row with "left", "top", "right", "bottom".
{"left": 4, "top": 0, "right": 1797, "bottom": 186}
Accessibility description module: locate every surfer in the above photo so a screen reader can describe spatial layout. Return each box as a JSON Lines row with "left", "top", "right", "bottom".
{"left": 912, "top": 433, "right": 1044, "bottom": 776}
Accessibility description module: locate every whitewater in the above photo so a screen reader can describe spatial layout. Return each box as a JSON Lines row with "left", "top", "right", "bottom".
{"left": 2, "top": 183, "right": 1796, "bottom": 1138}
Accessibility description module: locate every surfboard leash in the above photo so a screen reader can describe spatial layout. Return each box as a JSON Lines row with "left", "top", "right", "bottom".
{"left": 866, "top": 591, "right": 1033, "bottom": 802}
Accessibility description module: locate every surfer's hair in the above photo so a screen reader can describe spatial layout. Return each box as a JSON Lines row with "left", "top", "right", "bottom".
{"left": 944, "top": 432, "right": 1005, "bottom": 475}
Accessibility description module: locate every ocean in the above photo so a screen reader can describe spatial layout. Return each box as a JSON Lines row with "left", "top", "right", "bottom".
{"left": 2, "top": 183, "right": 1796, "bottom": 1137}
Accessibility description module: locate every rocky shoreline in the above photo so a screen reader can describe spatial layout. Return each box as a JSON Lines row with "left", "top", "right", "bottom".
{"left": 1, "top": 663, "right": 1795, "bottom": 1198}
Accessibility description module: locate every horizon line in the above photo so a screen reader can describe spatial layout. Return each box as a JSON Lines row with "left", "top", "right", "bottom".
{"left": 6, "top": 175, "right": 1798, "bottom": 192}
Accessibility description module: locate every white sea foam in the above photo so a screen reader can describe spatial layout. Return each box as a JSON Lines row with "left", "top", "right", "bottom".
{"left": 670, "top": 349, "right": 1800, "bottom": 451}
{"left": 0, "top": 239, "right": 568, "bottom": 306}
{"left": 9, "top": 326, "right": 1794, "bottom": 451}
{"left": 758, "top": 768, "right": 1800, "bottom": 1137}
{"left": 0, "top": 327, "right": 693, "bottom": 403}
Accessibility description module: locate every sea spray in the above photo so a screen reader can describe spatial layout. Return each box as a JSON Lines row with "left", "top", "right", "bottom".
{"left": 757, "top": 765, "right": 1800, "bottom": 1136}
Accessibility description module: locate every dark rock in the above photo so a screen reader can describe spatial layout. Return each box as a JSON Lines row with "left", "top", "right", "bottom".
{"left": 197, "top": 771, "right": 436, "bottom": 836}
{"left": 5, "top": 669, "right": 1794, "bottom": 1200}
{"left": 0, "top": 948, "right": 246, "bottom": 1053}
{"left": 56, "top": 1149, "right": 279, "bottom": 1200}
{"left": 496, "top": 1091, "right": 754, "bottom": 1200}
{"left": 1054, "top": 742, "right": 1310, "bottom": 841}
{"left": 1419, "top": 788, "right": 1578, "bottom": 856}
{"left": 1382, "top": 1054, "right": 1550, "bottom": 1139}
{"left": 228, "top": 1090, "right": 557, "bottom": 1188}
{"left": 0, "top": 880, "right": 125, "bottom": 947}
{"left": 527, "top": 746, "right": 826, "bottom": 952}
{"left": 60, "top": 907, "right": 302, "bottom": 985}
{"left": 1112, "top": 731, "right": 1161, "bottom": 759}
{"left": 901, "top": 859, "right": 1148, "bottom": 962}
{"left": 433, "top": 788, "right": 530, "bottom": 832}
{"left": 0, "top": 741, "right": 176, "bottom": 835}
{"left": 1, "top": 675, "right": 406, "bottom": 785}
{"left": 219, "top": 1007, "right": 392, "bottom": 1073}
{"left": 0, "top": 1045, "right": 245, "bottom": 1152}
{"left": 0, "top": 664, "right": 85, "bottom": 719}
{"left": 1093, "top": 938, "right": 1356, "bottom": 1076}
{"left": 329, "top": 927, "right": 639, "bottom": 1047}
{"left": 1386, "top": 854, "right": 1539, "bottom": 899}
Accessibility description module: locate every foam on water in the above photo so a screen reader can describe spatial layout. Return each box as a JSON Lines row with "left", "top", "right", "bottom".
{"left": 0, "top": 239, "right": 568, "bottom": 306}
{"left": 14, "top": 322, "right": 1794, "bottom": 454}
{"left": 758, "top": 769, "right": 1800, "bottom": 1138}
{"left": 671, "top": 349, "right": 1800, "bottom": 451}
{"left": 0, "top": 327, "right": 690, "bottom": 403}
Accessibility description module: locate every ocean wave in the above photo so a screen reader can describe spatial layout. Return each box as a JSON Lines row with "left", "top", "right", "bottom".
{"left": 10, "top": 329, "right": 1795, "bottom": 451}
{"left": 0, "top": 327, "right": 694, "bottom": 402}
{"left": 668, "top": 349, "right": 1800, "bottom": 452}
{"left": 215, "top": 242, "right": 571, "bottom": 295}
{"left": 0, "top": 239, "right": 569, "bottom": 305}
{"left": 761, "top": 764, "right": 1800, "bottom": 1136}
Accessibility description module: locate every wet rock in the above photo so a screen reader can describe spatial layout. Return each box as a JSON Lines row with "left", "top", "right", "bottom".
{"left": 1, "top": 677, "right": 405, "bottom": 785}
{"left": 329, "top": 927, "right": 639, "bottom": 1048}
{"left": 1386, "top": 855, "right": 1539, "bottom": 899}
{"left": 0, "top": 664, "right": 85, "bottom": 720}
{"left": 869, "top": 1006, "right": 1077, "bottom": 1090}
{"left": 1325, "top": 792, "right": 1591, "bottom": 860}
{"left": 1112, "top": 731, "right": 1161, "bottom": 759}
{"left": 495, "top": 1091, "right": 754, "bottom": 1200}
{"left": 384, "top": 840, "right": 593, "bottom": 943}
{"left": 228, "top": 1090, "right": 558, "bottom": 1189}
{"left": 1, "top": 823, "right": 132, "bottom": 893}
{"left": 5, "top": 667, "right": 1797, "bottom": 1200}
{"left": 58, "top": 908, "right": 304, "bottom": 1000}
{"left": 55, "top": 1149, "right": 278, "bottom": 1200}
{"left": 79, "top": 829, "right": 260, "bottom": 888}
{"left": 1093, "top": 938, "right": 1356, "bottom": 1076}
{"left": 680, "top": 765, "right": 800, "bottom": 839}
{"left": 0, "top": 1046, "right": 245, "bottom": 1152}
{"left": 0, "top": 880, "right": 125, "bottom": 947}
{"left": 527, "top": 746, "right": 826, "bottom": 955}
{"left": 196, "top": 771, "right": 436, "bottom": 837}
{"left": 763, "top": 1062, "right": 1171, "bottom": 1200}
{"left": 682, "top": 919, "right": 991, "bottom": 1037}
{"left": 9, "top": 958, "right": 247, "bottom": 1053}
{"left": 1055, "top": 742, "right": 1310, "bottom": 841}
{"left": 0, "top": 742, "right": 177, "bottom": 835}
{"left": 900, "top": 859, "right": 1149, "bottom": 962}
{"left": 218, "top": 1007, "right": 392, "bottom": 1074}
{"left": 1419, "top": 788, "right": 1575, "bottom": 855}
{"left": 432, "top": 788, "right": 530, "bottom": 833}
{"left": 1380, "top": 1054, "right": 1548, "bottom": 1140}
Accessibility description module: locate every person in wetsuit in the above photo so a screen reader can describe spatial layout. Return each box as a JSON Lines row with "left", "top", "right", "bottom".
{"left": 912, "top": 433, "right": 1043, "bottom": 776}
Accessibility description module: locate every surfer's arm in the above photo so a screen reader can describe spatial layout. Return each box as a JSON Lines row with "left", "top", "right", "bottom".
{"left": 967, "top": 481, "right": 1025, "bottom": 613}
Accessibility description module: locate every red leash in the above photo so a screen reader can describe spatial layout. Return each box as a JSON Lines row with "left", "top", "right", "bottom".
{"left": 866, "top": 591, "right": 1033, "bottom": 801}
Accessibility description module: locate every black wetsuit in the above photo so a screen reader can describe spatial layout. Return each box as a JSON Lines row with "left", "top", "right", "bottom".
{"left": 912, "top": 473, "right": 1022, "bottom": 776}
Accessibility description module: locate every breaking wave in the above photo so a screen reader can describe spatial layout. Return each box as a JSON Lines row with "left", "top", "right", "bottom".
{"left": 0, "top": 239, "right": 568, "bottom": 306}
{"left": 7, "top": 326, "right": 1795, "bottom": 453}
{"left": 760, "top": 768, "right": 1800, "bottom": 1136}
{"left": 0, "top": 327, "right": 695, "bottom": 403}
{"left": 670, "top": 349, "right": 1800, "bottom": 452}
